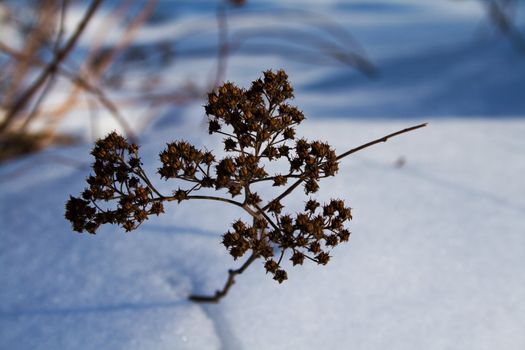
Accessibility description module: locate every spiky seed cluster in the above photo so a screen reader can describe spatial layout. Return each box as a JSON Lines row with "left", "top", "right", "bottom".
{"left": 203, "top": 69, "right": 350, "bottom": 283}
{"left": 158, "top": 141, "right": 216, "bottom": 189}
{"left": 65, "top": 69, "right": 353, "bottom": 287}
{"left": 222, "top": 219, "right": 273, "bottom": 260}
{"left": 204, "top": 70, "right": 303, "bottom": 195}
{"left": 291, "top": 139, "right": 339, "bottom": 194}
{"left": 264, "top": 199, "right": 352, "bottom": 281}
{"left": 205, "top": 70, "right": 338, "bottom": 197}
{"left": 65, "top": 132, "right": 163, "bottom": 233}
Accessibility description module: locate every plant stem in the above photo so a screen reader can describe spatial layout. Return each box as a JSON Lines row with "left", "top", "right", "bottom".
{"left": 0, "top": 0, "right": 102, "bottom": 133}
{"left": 189, "top": 252, "right": 258, "bottom": 303}
{"left": 336, "top": 123, "right": 427, "bottom": 160}
{"left": 266, "top": 123, "right": 427, "bottom": 208}
{"left": 186, "top": 195, "right": 245, "bottom": 209}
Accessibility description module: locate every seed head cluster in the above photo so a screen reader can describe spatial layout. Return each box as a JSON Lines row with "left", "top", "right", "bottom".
{"left": 65, "top": 69, "right": 352, "bottom": 286}
{"left": 65, "top": 132, "right": 164, "bottom": 234}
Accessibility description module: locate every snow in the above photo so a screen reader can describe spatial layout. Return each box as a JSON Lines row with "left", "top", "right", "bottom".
{"left": 1, "top": 1, "right": 525, "bottom": 349}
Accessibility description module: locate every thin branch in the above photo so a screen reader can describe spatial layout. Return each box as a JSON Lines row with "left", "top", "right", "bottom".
{"left": 134, "top": 169, "right": 165, "bottom": 199}
{"left": 253, "top": 203, "right": 281, "bottom": 233}
{"left": 263, "top": 177, "right": 303, "bottom": 211}
{"left": 0, "top": 41, "right": 137, "bottom": 140}
{"left": 250, "top": 173, "right": 300, "bottom": 184}
{"left": 264, "top": 123, "right": 427, "bottom": 209}
{"left": 18, "top": 74, "right": 58, "bottom": 131}
{"left": 335, "top": 123, "right": 427, "bottom": 160}
{"left": 44, "top": 0, "right": 157, "bottom": 142}
{"left": 53, "top": 0, "right": 70, "bottom": 52}
{"left": 61, "top": 67, "right": 138, "bottom": 141}
{"left": 18, "top": 0, "right": 70, "bottom": 132}
{"left": 0, "top": 0, "right": 102, "bottom": 133}
{"left": 189, "top": 251, "right": 258, "bottom": 303}
{"left": 276, "top": 248, "right": 285, "bottom": 265}
{"left": 161, "top": 194, "right": 245, "bottom": 209}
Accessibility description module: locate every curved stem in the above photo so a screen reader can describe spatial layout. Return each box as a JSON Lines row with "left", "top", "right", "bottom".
{"left": 186, "top": 195, "right": 244, "bottom": 208}
{"left": 252, "top": 203, "right": 281, "bottom": 233}
{"left": 189, "top": 252, "right": 258, "bottom": 303}
{"left": 262, "top": 177, "right": 303, "bottom": 210}
{"left": 265, "top": 123, "right": 427, "bottom": 208}
{"left": 188, "top": 202, "right": 271, "bottom": 303}
{"left": 336, "top": 123, "right": 427, "bottom": 160}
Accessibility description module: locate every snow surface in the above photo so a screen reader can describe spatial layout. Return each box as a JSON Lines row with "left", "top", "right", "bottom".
{"left": 1, "top": 1, "right": 525, "bottom": 349}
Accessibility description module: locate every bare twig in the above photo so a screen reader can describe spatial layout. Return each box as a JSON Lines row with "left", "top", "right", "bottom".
{"left": 0, "top": 42, "right": 138, "bottom": 141}
{"left": 189, "top": 251, "right": 258, "bottom": 303}
{"left": 46, "top": 0, "right": 157, "bottom": 142}
{"left": 17, "top": 0, "right": 70, "bottom": 132}
{"left": 1, "top": 1, "right": 56, "bottom": 109}
{"left": 165, "top": 195, "right": 245, "bottom": 209}
{"left": 0, "top": 0, "right": 102, "bottom": 134}
{"left": 265, "top": 123, "right": 427, "bottom": 209}
{"left": 335, "top": 123, "right": 428, "bottom": 160}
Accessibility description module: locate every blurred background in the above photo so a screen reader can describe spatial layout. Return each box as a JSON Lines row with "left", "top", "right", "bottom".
{"left": 1, "top": 0, "right": 524, "bottom": 164}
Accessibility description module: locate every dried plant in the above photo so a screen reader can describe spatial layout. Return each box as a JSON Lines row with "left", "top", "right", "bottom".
{"left": 65, "top": 70, "right": 426, "bottom": 302}
{"left": 0, "top": 0, "right": 104, "bottom": 161}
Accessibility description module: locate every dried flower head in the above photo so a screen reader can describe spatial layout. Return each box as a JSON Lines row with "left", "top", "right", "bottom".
{"left": 65, "top": 132, "right": 163, "bottom": 234}
{"left": 65, "top": 69, "right": 426, "bottom": 303}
